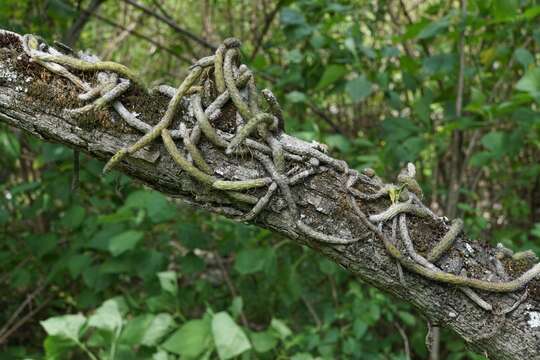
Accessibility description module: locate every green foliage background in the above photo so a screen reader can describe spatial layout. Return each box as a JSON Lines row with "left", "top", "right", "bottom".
{"left": 1, "top": 0, "right": 540, "bottom": 359}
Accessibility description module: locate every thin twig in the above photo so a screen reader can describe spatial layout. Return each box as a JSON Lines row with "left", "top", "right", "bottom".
{"left": 395, "top": 322, "right": 411, "bottom": 360}
{"left": 122, "top": 0, "right": 216, "bottom": 51}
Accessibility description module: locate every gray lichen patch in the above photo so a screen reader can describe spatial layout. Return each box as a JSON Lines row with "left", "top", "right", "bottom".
{"left": 527, "top": 311, "right": 540, "bottom": 328}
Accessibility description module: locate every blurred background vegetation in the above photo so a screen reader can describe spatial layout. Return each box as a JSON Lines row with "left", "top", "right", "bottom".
{"left": 1, "top": 0, "right": 540, "bottom": 359}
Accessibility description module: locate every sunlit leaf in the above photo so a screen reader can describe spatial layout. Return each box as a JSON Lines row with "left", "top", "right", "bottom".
{"left": 212, "top": 312, "right": 251, "bottom": 360}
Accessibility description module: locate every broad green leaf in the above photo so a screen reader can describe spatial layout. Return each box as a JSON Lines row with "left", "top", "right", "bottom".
{"left": 88, "top": 298, "right": 123, "bottom": 332}
{"left": 41, "top": 314, "right": 86, "bottom": 341}
{"left": 152, "top": 350, "right": 169, "bottom": 360}
{"left": 319, "top": 258, "right": 339, "bottom": 275}
{"left": 315, "top": 65, "right": 348, "bottom": 90}
{"left": 514, "top": 48, "right": 534, "bottom": 69}
{"left": 120, "top": 314, "right": 154, "bottom": 345}
{"left": 124, "top": 190, "right": 175, "bottom": 223}
{"left": 67, "top": 254, "right": 93, "bottom": 279}
{"left": 228, "top": 297, "right": 243, "bottom": 320}
{"left": 108, "top": 230, "right": 144, "bottom": 256}
{"left": 422, "top": 53, "right": 457, "bottom": 75}
{"left": 141, "top": 313, "right": 175, "bottom": 346}
{"left": 481, "top": 131, "right": 504, "bottom": 152}
{"left": 291, "top": 353, "right": 314, "bottom": 360}
{"left": 251, "top": 330, "right": 278, "bottom": 353}
{"left": 270, "top": 318, "right": 292, "bottom": 339}
{"left": 212, "top": 312, "right": 251, "bottom": 360}
{"left": 345, "top": 76, "right": 373, "bottom": 103}
{"left": 532, "top": 224, "right": 540, "bottom": 238}
{"left": 353, "top": 318, "right": 368, "bottom": 338}
{"left": 60, "top": 205, "right": 85, "bottom": 229}
{"left": 280, "top": 8, "right": 305, "bottom": 25}
{"left": 26, "top": 234, "right": 58, "bottom": 258}
{"left": 0, "top": 132, "right": 20, "bottom": 159}
{"left": 286, "top": 49, "right": 303, "bottom": 63}
{"left": 44, "top": 336, "right": 77, "bottom": 358}
{"left": 398, "top": 311, "right": 416, "bottom": 326}
{"left": 286, "top": 91, "right": 307, "bottom": 103}
{"left": 234, "top": 248, "right": 274, "bottom": 275}
{"left": 162, "top": 318, "right": 212, "bottom": 358}
{"left": 516, "top": 67, "right": 540, "bottom": 95}
{"left": 416, "top": 17, "right": 450, "bottom": 39}
{"left": 179, "top": 253, "right": 205, "bottom": 274}
{"left": 157, "top": 271, "right": 178, "bottom": 295}
{"left": 491, "top": 0, "right": 519, "bottom": 20}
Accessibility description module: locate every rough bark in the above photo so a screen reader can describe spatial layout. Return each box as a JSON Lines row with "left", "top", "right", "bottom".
{"left": 1, "top": 29, "right": 539, "bottom": 359}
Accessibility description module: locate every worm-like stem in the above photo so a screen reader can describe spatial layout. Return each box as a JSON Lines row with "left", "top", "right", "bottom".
{"left": 162, "top": 130, "right": 270, "bottom": 191}
{"left": 213, "top": 178, "right": 272, "bottom": 191}
{"left": 103, "top": 66, "right": 203, "bottom": 173}
{"left": 162, "top": 130, "right": 215, "bottom": 185}
{"left": 399, "top": 214, "right": 437, "bottom": 270}
{"left": 192, "top": 94, "right": 229, "bottom": 148}
{"left": 297, "top": 220, "right": 363, "bottom": 245}
{"left": 226, "top": 113, "right": 277, "bottom": 154}
{"left": 427, "top": 219, "right": 464, "bottom": 262}
{"left": 348, "top": 193, "right": 540, "bottom": 293}
{"left": 25, "top": 35, "right": 144, "bottom": 87}
{"left": 179, "top": 123, "right": 212, "bottom": 174}
{"left": 252, "top": 151, "right": 296, "bottom": 214}
{"left": 261, "top": 89, "right": 284, "bottom": 129}
{"left": 369, "top": 202, "right": 436, "bottom": 223}
{"left": 240, "top": 182, "right": 278, "bottom": 221}
{"left": 289, "top": 168, "right": 318, "bottom": 185}
{"left": 223, "top": 48, "right": 252, "bottom": 120}
{"left": 349, "top": 184, "right": 397, "bottom": 201}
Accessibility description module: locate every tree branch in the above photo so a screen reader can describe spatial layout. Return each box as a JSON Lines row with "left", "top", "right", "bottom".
{"left": 1, "top": 29, "right": 539, "bottom": 360}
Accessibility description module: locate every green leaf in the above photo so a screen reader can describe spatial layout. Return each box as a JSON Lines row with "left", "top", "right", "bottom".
{"left": 416, "top": 17, "right": 450, "bottom": 39}
{"left": 286, "top": 49, "right": 303, "bottom": 64}
{"left": 286, "top": 91, "right": 307, "bottom": 103}
{"left": 162, "top": 318, "right": 212, "bottom": 358}
{"left": 280, "top": 8, "right": 305, "bottom": 25}
{"left": 516, "top": 67, "right": 540, "bottom": 95}
{"left": 422, "top": 53, "right": 457, "bottom": 75}
{"left": 60, "top": 205, "right": 86, "bottom": 229}
{"left": 44, "top": 336, "right": 77, "bottom": 358}
{"left": 251, "top": 330, "right": 278, "bottom": 353}
{"left": 141, "top": 313, "right": 175, "bottom": 346}
{"left": 234, "top": 248, "right": 275, "bottom": 275}
{"left": 514, "top": 48, "right": 534, "bottom": 69}
{"left": 398, "top": 311, "right": 416, "bottom": 326}
{"left": 315, "top": 65, "right": 348, "bottom": 90}
{"left": 481, "top": 131, "right": 504, "bottom": 153}
{"left": 212, "top": 312, "right": 251, "bottom": 360}
{"left": 531, "top": 223, "right": 540, "bottom": 238}
{"left": 67, "top": 254, "right": 93, "bottom": 279}
{"left": 26, "top": 234, "right": 58, "bottom": 258}
{"left": 0, "top": 132, "right": 20, "bottom": 159}
{"left": 270, "top": 318, "right": 292, "bottom": 339}
{"left": 491, "top": 0, "right": 519, "bottom": 20}
{"left": 318, "top": 258, "right": 339, "bottom": 275}
{"left": 228, "top": 297, "right": 243, "bottom": 320}
{"left": 120, "top": 314, "right": 154, "bottom": 345}
{"left": 108, "top": 230, "right": 144, "bottom": 256}
{"left": 88, "top": 299, "right": 123, "bottom": 332}
{"left": 157, "top": 271, "right": 178, "bottom": 295}
{"left": 152, "top": 350, "right": 169, "bottom": 360}
{"left": 345, "top": 76, "right": 373, "bottom": 102}
{"left": 124, "top": 190, "right": 175, "bottom": 223}
{"left": 41, "top": 314, "right": 86, "bottom": 341}
{"left": 291, "top": 353, "right": 314, "bottom": 360}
